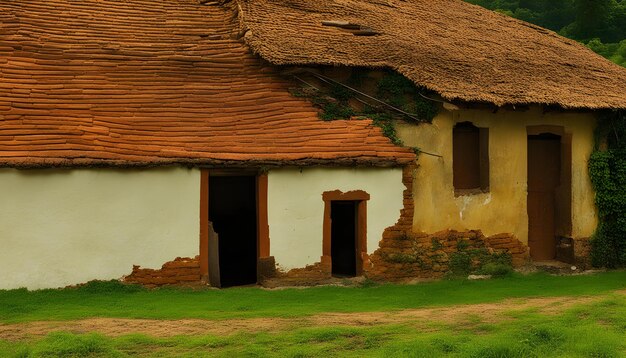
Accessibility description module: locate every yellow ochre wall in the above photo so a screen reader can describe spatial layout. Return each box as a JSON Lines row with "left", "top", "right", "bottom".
{"left": 396, "top": 106, "right": 598, "bottom": 244}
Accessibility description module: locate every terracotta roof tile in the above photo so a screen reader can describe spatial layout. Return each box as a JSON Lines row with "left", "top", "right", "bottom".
{"left": 0, "top": 0, "right": 414, "bottom": 168}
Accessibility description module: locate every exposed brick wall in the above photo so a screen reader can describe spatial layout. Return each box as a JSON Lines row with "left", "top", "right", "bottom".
{"left": 381, "top": 163, "right": 417, "bottom": 240}
{"left": 367, "top": 230, "right": 529, "bottom": 281}
{"left": 484, "top": 233, "right": 529, "bottom": 266}
{"left": 123, "top": 256, "right": 203, "bottom": 288}
{"left": 263, "top": 261, "right": 332, "bottom": 287}
{"left": 365, "top": 163, "right": 530, "bottom": 281}
{"left": 125, "top": 160, "right": 591, "bottom": 288}
{"left": 263, "top": 164, "right": 417, "bottom": 286}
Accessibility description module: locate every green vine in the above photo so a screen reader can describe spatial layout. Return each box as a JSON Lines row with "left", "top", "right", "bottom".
{"left": 588, "top": 110, "right": 626, "bottom": 268}
{"left": 375, "top": 70, "right": 439, "bottom": 121}
{"left": 448, "top": 244, "right": 513, "bottom": 278}
{"left": 290, "top": 69, "right": 439, "bottom": 146}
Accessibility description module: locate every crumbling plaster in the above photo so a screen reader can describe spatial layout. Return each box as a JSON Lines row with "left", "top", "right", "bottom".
{"left": 395, "top": 106, "right": 598, "bottom": 244}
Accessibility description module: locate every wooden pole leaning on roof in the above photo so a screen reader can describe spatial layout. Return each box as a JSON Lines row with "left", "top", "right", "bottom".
{"left": 321, "top": 20, "right": 362, "bottom": 29}
{"left": 321, "top": 20, "right": 380, "bottom": 36}
{"left": 306, "top": 70, "right": 425, "bottom": 122}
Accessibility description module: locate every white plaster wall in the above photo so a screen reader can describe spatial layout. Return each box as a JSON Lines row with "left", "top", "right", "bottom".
{"left": 267, "top": 167, "right": 404, "bottom": 269}
{"left": 0, "top": 167, "right": 200, "bottom": 290}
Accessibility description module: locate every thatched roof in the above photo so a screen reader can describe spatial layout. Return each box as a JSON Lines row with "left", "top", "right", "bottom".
{"left": 238, "top": 0, "right": 626, "bottom": 109}
{"left": 0, "top": 0, "right": 414, "bottom": 169}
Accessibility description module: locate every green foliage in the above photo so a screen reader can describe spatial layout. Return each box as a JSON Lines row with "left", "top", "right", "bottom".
{"left": 431, "top": 238, "right": 444, "bottom": 251}
{"left": 369, "top": 113, "right": 403, "bottom": 146}
{"left": 327, "top": 83, "right": 354, "bottom": 102}
{"left": 449, "top": 244, "right": 513, "bottom": 278}
{"left": 376, "top": 70, "right": 439, "bottom": 122}
{"left": 449, "top": 251, "right": 474, "bottom": 276}
{"left": 464, "top": 0, "right": 626, "bottom": 67}
{"left": 316, "top": 100, "right": 355, "bottom": 121}
{"left": 358, "top": 278, "right": 379, "bottom": 288}
{"left": 294, "top": 69, "right": 438, "bottom": 145}
{"left": 572, "top": 0, "right": 614, "bottom": 40}
{"left": 2, "top": 272, "right": 625, "bottom": 324}
{"left": 585, "top": 38, "right": 626, "bottom": 67}
{"left": 38, "top": 332, "right": 119, "bottom": 357}
{"left": 1, "top": 294, "right": 625, "bottom": 357}
{"left": 479, "top": 262, "right": 515, "bottom": 277}
{"left": 309, "top": 86, "right": 355, "bottom": 121}
{"left": 74, "top": 280, "right": 144, "bottom": 294}
{"left": 588, "top": 111, "right": 626, "bottom": 268}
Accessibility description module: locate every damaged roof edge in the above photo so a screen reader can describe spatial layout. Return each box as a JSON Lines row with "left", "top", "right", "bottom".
{"left": 0, "top": 156, "right": 416, "bottom": 170}
{"left": 235, "top": 0, "right": 626, "bottom": 110}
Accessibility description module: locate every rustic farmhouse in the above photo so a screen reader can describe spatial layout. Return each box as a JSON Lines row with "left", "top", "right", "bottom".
{"left": 1, "top": 0, "right": 625, "bottom": 289}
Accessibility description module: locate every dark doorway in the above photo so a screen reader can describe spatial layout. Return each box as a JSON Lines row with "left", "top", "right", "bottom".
{"left": 331, "top": 201, "right": 358, "bottom": 277}
{"left": 209, "top": 176, "right": 257, "bottom": 287}
{"left": 527, "top": 133, "right": 561, "bottom": 261}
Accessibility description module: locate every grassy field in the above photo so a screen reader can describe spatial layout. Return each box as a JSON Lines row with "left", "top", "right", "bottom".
{"left": 2, "top": 271, "right": 626, "bottom": 323}
{"left": 0, "top": 271, "right": 625, "bottom": 357}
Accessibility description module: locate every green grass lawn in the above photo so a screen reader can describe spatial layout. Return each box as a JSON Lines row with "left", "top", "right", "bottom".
{"left": 1, "top": 271, "right": 626, "bottom": 324}
{"left": 1, "top": 271, "right": 625, "bottom": 357}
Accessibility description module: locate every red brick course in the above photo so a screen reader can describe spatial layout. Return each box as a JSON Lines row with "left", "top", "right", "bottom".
{"left": 123, "top": 256, "right": 203, "bottom": 288}
{"left": 367, "top": 230, "right": 530, "bottom": 281}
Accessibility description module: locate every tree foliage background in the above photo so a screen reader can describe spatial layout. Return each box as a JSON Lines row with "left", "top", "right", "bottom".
{"left": 465, "top": 0, "right": 626, "bottom": 67}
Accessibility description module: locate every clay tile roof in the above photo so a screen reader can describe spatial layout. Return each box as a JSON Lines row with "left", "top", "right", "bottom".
{"left": 238, "top": 0, "right": 626, "bottom": 110}
{"left": 0, "top": 0, "right": 414, "bottom": 168}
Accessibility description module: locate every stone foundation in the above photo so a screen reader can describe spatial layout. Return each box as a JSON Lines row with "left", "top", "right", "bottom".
{"left": 572, "top": 237, "right": 592, "bottom": 269}
{"left": 555, "top": 236, "right": 593, "bottom": 269}
{"left": 123, "top": 256, "right": 203, "bottom": 288}
{"left": 367, "top": 230, "right": 529, "bottom": 281}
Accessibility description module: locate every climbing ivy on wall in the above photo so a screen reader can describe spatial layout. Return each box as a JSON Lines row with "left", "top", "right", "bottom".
{"left": 291, "top": 68, "right": 439, "bottom": 146}
{"left": 374, "top": 71, "right": 440, "bottom": 122}
{"left": 588, "top": 110, "right": 626, "bottom": 268}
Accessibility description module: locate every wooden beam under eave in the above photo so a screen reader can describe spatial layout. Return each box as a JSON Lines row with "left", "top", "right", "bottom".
{"left": 257, "top": 173, "right": 270, "bottom": 258}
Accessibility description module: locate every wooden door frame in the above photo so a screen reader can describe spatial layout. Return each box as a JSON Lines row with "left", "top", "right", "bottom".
{"left": 526, "top": 125, "right": 573, "bottom": 261}
{"left": 199, "top": 169, "right": 269, "bottom": 284}
{"left": 322, "top": 190, "right": 370, "bottom": 276}
{"left": 527, "top": 125, "right": 572, "bottom": 238}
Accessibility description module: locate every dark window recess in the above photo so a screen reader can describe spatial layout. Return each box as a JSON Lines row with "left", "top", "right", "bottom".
{"left": 209, "top": 176, "right": 257, "bottom": 287}
{"left": 452, "top": 122, "right": 489, "bottom": 193}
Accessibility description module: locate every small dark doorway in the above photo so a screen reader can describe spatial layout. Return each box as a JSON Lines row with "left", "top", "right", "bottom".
{"left": 527, "top": 133, "right": 561, "bottom": 261}
{"left": 330, "top": 201, "right": 358, "bottom": 277}
{"left": 209, "top": 176, "right": 257, "bottom": 287}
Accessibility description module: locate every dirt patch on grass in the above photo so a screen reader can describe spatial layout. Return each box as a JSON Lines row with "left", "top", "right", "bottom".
{"left": 0, "top": 317, "right": 293, "bottom": 341}
{"left": 307, "top": 294, "right": 605, "bottom": 327}
{"left": 1, "top": 292, "right": 623, "bottom": 341}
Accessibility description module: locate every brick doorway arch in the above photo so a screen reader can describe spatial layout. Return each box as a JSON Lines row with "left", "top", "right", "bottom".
{"left": 322, "top": 190, "right": 370, "bottom": 276}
